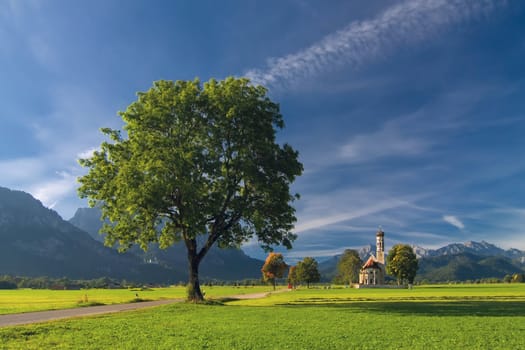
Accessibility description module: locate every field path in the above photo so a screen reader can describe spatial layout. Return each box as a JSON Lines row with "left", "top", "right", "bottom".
{"left": 0, "top": 289, "right": 287, "bottom": 328}
{"left": 225, "top": 288, "right": 289, "bottom": 300}
{"left": 0, "top": 299, "right": 182, "bottom": 328}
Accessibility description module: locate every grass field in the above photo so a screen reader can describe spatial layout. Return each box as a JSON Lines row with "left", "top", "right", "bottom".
{"left": 1, "top": 284, "right": 525, "bottom": 349}
{"left": 0, "top": 285, "right": 272, "bottom": 315}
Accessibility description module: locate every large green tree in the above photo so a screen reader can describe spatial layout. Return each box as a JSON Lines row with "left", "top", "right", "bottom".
{"left": 78, "top": 78, "right": 303, "bottom": 301}
{"left": 386, "top": 244, "right": 418, "bottom": 285}
{"left": 296, "top": 257, "right": 320, "bottom": 288}
{"left": 336, "top": 249, "right": 362, "bottom": 285}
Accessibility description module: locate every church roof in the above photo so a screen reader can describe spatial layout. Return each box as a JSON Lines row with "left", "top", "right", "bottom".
{"left": 362, "top": 256, "right": 382, "bottom": 269}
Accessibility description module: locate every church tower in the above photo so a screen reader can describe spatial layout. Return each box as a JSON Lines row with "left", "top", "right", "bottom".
{"left": 376, "top": 227, "right": 385, "bottom": 264}
{"left": 359, "top": 228, "right": 386, "bottom": 286}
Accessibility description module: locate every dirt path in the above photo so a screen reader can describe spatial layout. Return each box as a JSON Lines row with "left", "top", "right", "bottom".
{"left": 226, "top": 288, "right": 289, "bottom": 300}
{"left": 0, "top": 299, "right": 183, "bottom": 328}
{"left": 226, "top": 292, "right": 269, "bottom": 299}
{"left": 0, "top": 289, "right": 288, "bottom": 328}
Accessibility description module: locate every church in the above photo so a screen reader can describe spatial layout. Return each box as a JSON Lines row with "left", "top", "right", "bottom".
{"left": 358, "top": 228, "right": 386, "bottom": 285}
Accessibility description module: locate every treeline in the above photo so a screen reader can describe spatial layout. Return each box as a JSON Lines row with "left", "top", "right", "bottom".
{"left": 0, "top": 275, "right": 266, "bottom": 290}
{"left": 416, "top": 273, "right": 525, "bottom": 285}
{"left": 0, "top": 275, "right": 132, "bottom": 289}
{"left": 200, "top": 278, "right": 263, "bottom": 287}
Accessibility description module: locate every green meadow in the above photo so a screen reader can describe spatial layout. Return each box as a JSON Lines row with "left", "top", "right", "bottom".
{"left": 0, "top": 286, "right": 271, "bottom": 315}
{"left": 1, "top": 284, "right": 525, "bottom": 349}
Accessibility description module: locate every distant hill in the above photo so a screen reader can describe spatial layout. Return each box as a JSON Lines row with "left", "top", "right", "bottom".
{"left": 416, "top": 252, "right": 524, "bottom": 282}
{"left": 69, "top": 207, "right": 264, "bottom": 281}
{"left": 0, "top": 187, "right": 183, "bottom": 283}
{"left": 318, "top": 241, "right": 525, "bottom": 282}
{"left": 318, "top": 255, "right": 340, "bottom": 282}
{"left": 68, "top": 207, "right": 105, "bottom": 243}
{"left": 412, "top": 240, "right": 525, "bottom": 262}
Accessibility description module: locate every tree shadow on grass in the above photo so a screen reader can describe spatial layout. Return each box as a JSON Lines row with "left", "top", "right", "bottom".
{"left": 276, "top": 300, "right": 525, "bottom": 317}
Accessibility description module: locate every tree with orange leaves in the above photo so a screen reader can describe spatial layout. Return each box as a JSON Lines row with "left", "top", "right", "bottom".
{"left": 261, "top": 252, "right": 288, "bottom": 290}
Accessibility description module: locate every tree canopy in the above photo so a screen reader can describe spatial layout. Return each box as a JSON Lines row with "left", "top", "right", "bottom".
{"left": 78, "top": 77, "right": 303, "bottom": 301}
{"left": 261, "top": 252, "right": 288, "bottom": 290}
{"left": 386, "top": 244, "right": 418, "bottom": 285}
{"left": 296, "top": 257, "right": 321, "bottom": 288}
{"left": 336, "top": 249, "right": 362, "bottom": 285}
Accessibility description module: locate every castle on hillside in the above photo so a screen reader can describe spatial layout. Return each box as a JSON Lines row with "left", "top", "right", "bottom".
{"left": 358, "top": 228, "right": 386, "bottom": 285}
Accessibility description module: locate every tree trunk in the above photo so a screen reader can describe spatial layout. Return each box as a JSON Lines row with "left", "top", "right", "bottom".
{"left": 184, "top": 232, "right": 219, "bottom": 302}
{"left": 185, "top": 236, "right": 204, "bottom": 302}
{"left": 187, "top": 256, "right": 204, "bottom": 302}
{"left": 272, "top": 279, "right": 276, "bottom": 291}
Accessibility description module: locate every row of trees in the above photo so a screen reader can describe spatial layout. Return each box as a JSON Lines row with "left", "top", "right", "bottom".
{"left": 0, "top": 275, "right": 136, "bottom": 289}
{"left": 261, "top": 253, "right": 321, "bottom": 289}
{"left": 261, "top": 244, "right": 419, "bottom": 289}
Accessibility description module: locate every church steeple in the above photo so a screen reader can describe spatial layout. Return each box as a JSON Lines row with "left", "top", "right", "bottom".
{"left": 359, "top": 228, "right": 386, "bottom": 286}
{"left": 376, "top": 227, "right": 385, "bottom": 264}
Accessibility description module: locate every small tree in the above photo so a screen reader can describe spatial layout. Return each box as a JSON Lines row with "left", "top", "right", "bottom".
{"left": 386, "top": 244, "right": 418, "bottom": 285}
{"left": 261, "top": 253, "right": 288, "bottom": 290}
{"left": 336, "top": 249, "right": 362, "bottom": 285}
{"left": 296, "top": 257, "right": 321, "bottom": 288}
{"left": 287, "top": 265, "right": 298, "bottom": 289}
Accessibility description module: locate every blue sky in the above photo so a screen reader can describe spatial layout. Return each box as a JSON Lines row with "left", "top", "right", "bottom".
{"left": 1, "top": 0, "right": 525, "bottom": 260}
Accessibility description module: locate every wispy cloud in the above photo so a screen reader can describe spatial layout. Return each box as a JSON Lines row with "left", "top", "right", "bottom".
{"left": 294, "top": 187, "right": 431, "bottom": 234}
{"left": 443, "top": 215, "right": 465, "bottom": 229}
{"left": 0, "top": 83, "right": 113, "bottom": 217}
{"left": 29, "top": 171, "right": 78, "bottom": 210}
{"left": 303, "top": 83, "right": 506, "bottom": 171}
{"left": 0, "top": 157, "right": 80, "bottom": 213}
{"left": 0, "top": 158, "right": 46, "bottom": 183}
{"left": 285, "top": 247, "right": 356, "bottom": 259}
{"left": 294, "top": 199, "right": 409, "bottom": 233}
{"left": 246, "top": 0, "right": 503, "bottom": 88}
{"left": 339, "top": 123, "right": 430, "bottom": 163}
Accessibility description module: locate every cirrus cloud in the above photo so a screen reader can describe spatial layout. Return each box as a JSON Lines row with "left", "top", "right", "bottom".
{"left": 246, "top": 0, "right": 504, "bottom": 88}
{"left": 443, "top": 215, "right": 465, "bottom": 230}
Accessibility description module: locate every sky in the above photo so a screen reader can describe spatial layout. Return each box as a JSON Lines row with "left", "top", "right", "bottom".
{"left": 1, "top": 0, "right": 525, "bottom": 261}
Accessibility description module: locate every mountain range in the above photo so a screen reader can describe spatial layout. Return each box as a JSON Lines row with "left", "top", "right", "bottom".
{"left": 0, "top": 187, "right": 181, "bottom": 283}
{"left": 319, "top": 241, "right": 525, "bottom": 282}
{"left": 1, "top": 185, "right": 524, "bottom": 283}
{"left": 68, "top": 207, "right": 264, "bottom": 281}
{"left": 412, "top": 241, "right": 525, "bottom": 263}
{"left": 0, "top": 186, "right": 263, "bottom": 283}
